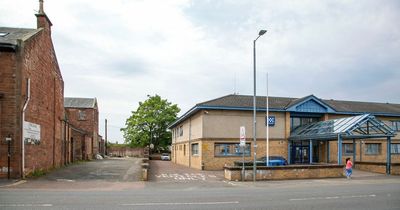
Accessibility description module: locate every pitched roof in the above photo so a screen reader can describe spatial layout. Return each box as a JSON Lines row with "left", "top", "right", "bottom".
{"left": 169, "top": 94, "right": 400, "bottom": 128}
{"left": 64, "top": 97, "right": 97, "bottom": 109}
{"left": 0, "top": 27, "right": 40, "bottom": 51}
{"left": 197, "top": 94, "right": 294, "bottom": 109}
{"left": 197, "top": 94, "right": 400, "bottom": 115}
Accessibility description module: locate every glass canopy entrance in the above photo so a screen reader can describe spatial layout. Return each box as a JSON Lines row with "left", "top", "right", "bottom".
{"left": 288, "top": 114, "right": 396, "bottom": 174}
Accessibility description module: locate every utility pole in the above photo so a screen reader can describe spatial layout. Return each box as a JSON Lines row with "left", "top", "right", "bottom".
{"left": 105, "top": 119, "right": 108, "bottom": 155}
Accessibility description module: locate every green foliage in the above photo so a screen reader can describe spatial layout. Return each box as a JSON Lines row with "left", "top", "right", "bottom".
{"left": 121, "top": 95, "right": 180, "bottom": 151}
{"left": 29, "top": 169, "right": 46, "bottom": 177}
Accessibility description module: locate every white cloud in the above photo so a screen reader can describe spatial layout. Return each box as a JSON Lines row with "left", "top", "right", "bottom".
{"left": 1, "top": 0, "right": 399, "bottom": 142}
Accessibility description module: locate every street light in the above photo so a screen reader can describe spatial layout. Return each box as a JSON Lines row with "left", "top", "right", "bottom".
{"left": 253, "top": 29, "right": 267, "bottom": 182}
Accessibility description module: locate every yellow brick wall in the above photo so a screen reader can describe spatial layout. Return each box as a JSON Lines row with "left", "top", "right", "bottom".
{"left": 328, "top": 139, "right": 400, "bottom": 164}
{"left": 225, "top": 166, "right": 344, "bottom": 181}
{"left": 201, "top": 139, "right": 288, "bottom": 170}
{"left": 203, "top": 110, "right": 286, "bottom": 139}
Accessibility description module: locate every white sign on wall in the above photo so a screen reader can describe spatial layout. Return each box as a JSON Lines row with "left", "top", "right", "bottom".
{"left": 23, "top": 121, "right": 41, "bottom": 145}
{"left": 240, "top": 126, "right": 246, "bottom": 146}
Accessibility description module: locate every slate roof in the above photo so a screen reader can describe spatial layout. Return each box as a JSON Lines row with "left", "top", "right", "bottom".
{"left": 197, "top": 94, "right": 400, "bottom": 115}
{"left": 64, "top": 97, "right": 97, "bottom": 109}
{"left": 0, "top": 27, "right": 40, "bottom": 50}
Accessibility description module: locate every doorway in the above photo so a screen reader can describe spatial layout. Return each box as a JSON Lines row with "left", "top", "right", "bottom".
{"left": 291, "top": 141, "right": 309, "bottom": 164}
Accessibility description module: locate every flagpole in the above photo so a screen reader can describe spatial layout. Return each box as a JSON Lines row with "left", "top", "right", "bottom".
{"left": 266, "top": 73, "right": 269, "bottom": 166}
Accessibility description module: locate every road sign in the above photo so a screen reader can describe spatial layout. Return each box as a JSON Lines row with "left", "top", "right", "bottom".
{"left": 240, "top": 126, "right": 246, "bottom": 146}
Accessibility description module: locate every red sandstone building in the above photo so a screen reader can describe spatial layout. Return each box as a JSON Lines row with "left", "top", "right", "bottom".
{"left": 0, "top": 2, "right": 64, "bottom": 178}
{"left": 64, "top": 97, "right": 100, "bottom": 161}
{"left": 0, "top": 2, "right": 102, "bottom": 179}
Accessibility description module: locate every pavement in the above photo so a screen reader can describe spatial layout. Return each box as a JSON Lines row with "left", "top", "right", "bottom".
{"left": 0, "top": 179, "right": 25, "bottom": 188}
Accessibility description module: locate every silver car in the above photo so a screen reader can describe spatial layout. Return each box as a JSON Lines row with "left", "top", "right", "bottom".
{"left": 161, "top": 153, "right": 170, "bottom": 161}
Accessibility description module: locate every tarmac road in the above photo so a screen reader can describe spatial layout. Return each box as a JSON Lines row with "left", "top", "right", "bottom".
{"left": 0, "top": 158, "right": 399, "bottom": 210}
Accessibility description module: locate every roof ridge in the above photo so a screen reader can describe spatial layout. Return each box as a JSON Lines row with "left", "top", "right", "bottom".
{"left": 197, "top": 94, "right": 235, "bottom": 106}
{"left": 323, "top": 98, "right": 400, "bottom": 105}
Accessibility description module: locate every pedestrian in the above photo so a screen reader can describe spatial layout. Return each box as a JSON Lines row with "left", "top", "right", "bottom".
{"left": 345, "top": 157, "right": 353, "bottom": 179}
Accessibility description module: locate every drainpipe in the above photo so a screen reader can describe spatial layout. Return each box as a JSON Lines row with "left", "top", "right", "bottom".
{"left": 53, "top": 78, "right": 56, "bottom": 167}
{"left": 189, "top": 117, "right": 191, "bottom": 168}
{"left": 22, "top": 78, "right": 31, "bottom": 179}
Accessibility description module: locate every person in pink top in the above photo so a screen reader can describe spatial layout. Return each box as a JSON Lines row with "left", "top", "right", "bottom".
{"left": 345, "top": 158, "right": 353, "bottom": 179}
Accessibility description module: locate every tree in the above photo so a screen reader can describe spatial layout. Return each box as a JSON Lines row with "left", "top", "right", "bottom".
{"left": 121, "top": 95, "right": 180, "bottom": 152}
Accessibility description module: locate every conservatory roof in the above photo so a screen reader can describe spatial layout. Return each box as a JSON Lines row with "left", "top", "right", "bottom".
{"left": 289, "top": 114, "right": 396, "bottom": 141}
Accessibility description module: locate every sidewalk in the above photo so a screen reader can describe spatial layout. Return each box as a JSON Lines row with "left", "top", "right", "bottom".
{"left": 0, "top": 179, "right": 25, "bottom": 188}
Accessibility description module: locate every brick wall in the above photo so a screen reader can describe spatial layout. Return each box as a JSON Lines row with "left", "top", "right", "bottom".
{"left": 0, "top": 51, "right": 20, "bottom": 178}
{"left": 65, "top": 107, "right": 99, "bottom": 159}
{"left": 328, "top": 140, "right": 400, "bottom": 164}
{"left": 21, "top": 25, "right": 64, "bottom": 176}
{"left": 108, "top": 146, "right": 144, "bottom": 157}
{"left": 0, "top": 14, "right": 64, "bottom": 178}
{"left": 224, "top": 165, "right": 344, "bottom": 181}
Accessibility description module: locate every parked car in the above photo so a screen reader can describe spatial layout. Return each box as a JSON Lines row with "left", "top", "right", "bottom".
{"left": 160, "top": 153, "right": 171, "bottom": 161}
{"left": 234, "top": 156, "right": 288, "bottom": 166}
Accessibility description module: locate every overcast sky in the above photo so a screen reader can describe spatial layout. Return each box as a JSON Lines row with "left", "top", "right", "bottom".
{"left": 1, "top": 0, "right": 399, "bottom": 143}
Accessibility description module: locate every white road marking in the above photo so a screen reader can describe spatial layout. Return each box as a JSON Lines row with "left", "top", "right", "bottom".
{"left": 154, "top": 173, "right": 209, "bottom": 181}
{"left": 120, "top": 201, "right": 239, "bottom": 206}
{"left": 0, "top": 204, "right": 53, "bottom": 207}
{"left": 223, "top": 180, "right": 237, "bottom": 186}
{"left": 56, "top": 179, "right": 75, "bottom": 182}
{"left": 290, "top": 194, "right": 376, "bottom": 201}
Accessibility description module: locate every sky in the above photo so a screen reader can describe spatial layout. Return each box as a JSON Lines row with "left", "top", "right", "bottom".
{"left": 1, "top": 0, "right": 399, "bottom": 143}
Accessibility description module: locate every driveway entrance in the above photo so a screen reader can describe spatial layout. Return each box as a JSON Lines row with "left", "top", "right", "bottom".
{"left": 40, "top": 157, "right": 142, "bottom": 182}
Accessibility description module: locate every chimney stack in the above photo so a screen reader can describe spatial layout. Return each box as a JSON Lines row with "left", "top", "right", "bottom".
{"left": 39, "top": 0, "right": 44, "bottom": 14}
{"left": 35, "top": 0, "right": 53, "bottom": 30}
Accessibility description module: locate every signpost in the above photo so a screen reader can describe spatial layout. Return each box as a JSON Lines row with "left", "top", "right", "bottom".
{"left": 240, "top": 126, "right": 246, "bottom": 181}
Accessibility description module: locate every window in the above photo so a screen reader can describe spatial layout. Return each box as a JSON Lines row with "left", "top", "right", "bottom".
{"left": 391, "top": 121, "right": 400, "bottom": 131}
{"left": 179, "top": 126, "right": 183, "bottom": 136}
{"left": 183, "top": 144, "right": 186, "bottom": 156}
{"left": 214, "top": 143, "right": 250, "bottom": 157}
{"left": 391, "top": 143, "right": 400, "bottom": 154}
{"left": 290, "top": 117, "right": 319, "bottom": 132}
{"left": 365, "top": 143, "right": 381, "bottom": 155}
{"left": 78, "top": 110, "right": 86, "bottom": 120}
{"left": 343, "top": 143, "right": 354, "bottom": 155}
{"left": 192, "top": 143, "right": 199, "bottom": 156}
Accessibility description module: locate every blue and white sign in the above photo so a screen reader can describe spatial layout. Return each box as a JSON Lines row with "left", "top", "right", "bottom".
{"left": 265, "top": 116, "right": 275, "bottom": 127}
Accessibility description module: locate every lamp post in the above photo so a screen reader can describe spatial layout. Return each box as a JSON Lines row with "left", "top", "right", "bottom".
{"left": 253, "top": 29, "right": 267, "bottom": 182}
